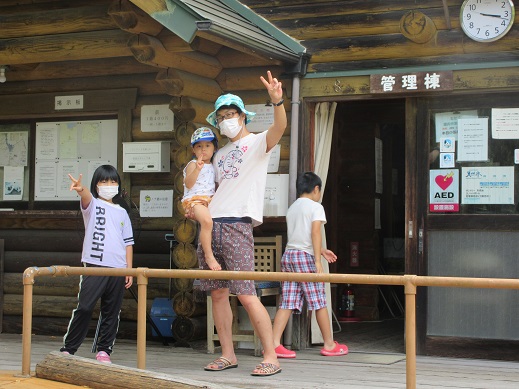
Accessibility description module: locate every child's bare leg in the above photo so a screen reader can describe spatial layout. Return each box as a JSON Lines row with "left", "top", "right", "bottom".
{"left": 192, "top": 204, "right": 220, "bottom": 270}
{"left": 272, "top": 308, "right": 292, "bottom": 347}
{"left": 315, "top": 307, "right": 336, "bottom": 350}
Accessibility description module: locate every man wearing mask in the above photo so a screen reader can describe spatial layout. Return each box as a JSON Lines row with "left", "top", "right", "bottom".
{"left": 199, "top": 71, "right": 286, "bottom": 376}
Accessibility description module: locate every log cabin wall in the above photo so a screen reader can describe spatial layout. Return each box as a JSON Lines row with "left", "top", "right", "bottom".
{"left": 0, "top": 0, "right": 293, "bottom": 339}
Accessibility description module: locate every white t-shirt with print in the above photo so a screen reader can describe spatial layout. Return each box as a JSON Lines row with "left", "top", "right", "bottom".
{"left": 182, "top": 161, "right": 216, "bottom": 201}
{"left": 209, "top": 131, "right": 271, "bottom": 226}
{"left": 285, "top": 197, "right": 327, "bottom": 256}
{"left": 81, "top": 197, "right": 134, "bottom": 268}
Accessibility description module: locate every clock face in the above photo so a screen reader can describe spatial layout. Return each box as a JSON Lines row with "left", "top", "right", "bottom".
{"left": 460, "top": 0, "right": 515, "bottom": 42}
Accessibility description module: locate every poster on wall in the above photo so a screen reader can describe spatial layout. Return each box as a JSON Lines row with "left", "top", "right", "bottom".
{"left": 491, "top": 108, "right": 519, "bottom": 139}
{"left": 429, "top": 169, "right": 459, "bottom": 212}
{"left": 461, "top": 166, "right": 514, "bottom": 205}
{"left": 139, "top": 190, "right": 174, "bottom": 217}
{"left": 434, "top": 110, "right": 478, "bottom": 142}
{"left": 457, "top": 118, "right": 488, "bottom": 162}
{"left": 3, "top": 166, "right": 24, "bottom": 200}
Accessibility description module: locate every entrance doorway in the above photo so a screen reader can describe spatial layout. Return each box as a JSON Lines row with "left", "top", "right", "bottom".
{"left": 323, "top": 98, "right": 406, "bottom": 345}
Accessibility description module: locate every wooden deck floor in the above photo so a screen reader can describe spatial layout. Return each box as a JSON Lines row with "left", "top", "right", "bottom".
{"left": 1, "top": 319, "right": 519, "bottom": 389}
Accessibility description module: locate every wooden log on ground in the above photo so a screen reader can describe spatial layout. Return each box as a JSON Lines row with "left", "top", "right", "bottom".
{"left": 35, "top": 351, "right": 226, "bottom": 389}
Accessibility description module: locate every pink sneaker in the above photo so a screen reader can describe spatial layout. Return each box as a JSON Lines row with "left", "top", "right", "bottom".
{"left": 320, "top": 341, "right": 348, "bottom": 356}
{"left": 96, "top": 351, "right": 112, "bottom": 363}
{"left": 275, "top": 344, "right": 296, "bottom": 358}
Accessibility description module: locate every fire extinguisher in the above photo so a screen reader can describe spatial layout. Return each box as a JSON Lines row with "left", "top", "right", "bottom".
{"left": 341, "top": 284, "right": 355, "bottom": 318}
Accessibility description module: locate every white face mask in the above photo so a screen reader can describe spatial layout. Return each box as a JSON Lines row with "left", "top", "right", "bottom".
{"left": 218, "top": 117, "right": 242, "bottom": 139}
{"left": 97, "top": 185, "right": 119, "bottom": 200}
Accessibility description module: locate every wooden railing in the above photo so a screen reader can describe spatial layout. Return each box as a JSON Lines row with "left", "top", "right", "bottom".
{"left": 20, "top": 266, "right": 519, "bottom": 389}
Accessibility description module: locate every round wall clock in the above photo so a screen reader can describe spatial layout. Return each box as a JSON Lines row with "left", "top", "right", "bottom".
{"left": 460, "top": 0, "right": 515, "bottom": 42}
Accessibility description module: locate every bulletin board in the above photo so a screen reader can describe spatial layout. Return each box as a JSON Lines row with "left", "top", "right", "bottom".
{"left": 34, "top": 119, "right": 118, "bottom": 200}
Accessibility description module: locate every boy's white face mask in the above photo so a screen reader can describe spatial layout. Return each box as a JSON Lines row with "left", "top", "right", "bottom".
{"left": 218, "top": 117, "right": 242, "bottom": 139}
{"left": 97, "top": 185, "right": 119, "bottom": 200}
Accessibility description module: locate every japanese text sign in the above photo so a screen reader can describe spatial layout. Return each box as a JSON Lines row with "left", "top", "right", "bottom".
{"left": 370, "top": 71, "right": 453, "bottom": 94}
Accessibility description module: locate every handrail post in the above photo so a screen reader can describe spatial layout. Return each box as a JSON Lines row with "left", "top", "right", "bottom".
{"left": 136, "top": 268, "right": 148, "bottom": 370}
{"left": 404, "top": 275, "right": 417, "bottom": 389}
{"left": 21, "top": 268, "right": 36, "bottom": 377}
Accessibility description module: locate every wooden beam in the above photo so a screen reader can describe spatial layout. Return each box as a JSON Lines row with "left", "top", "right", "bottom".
{"left": 0, "top": 4, "right": 115, "bottom": 38}
{"left": 108, "top": 0, "right": 164, "bottom": 36}
{"left": 0, "top": 76, "right": 160, "bottom": 106}
{"left": 0, "top": 30, "right": 134, "bottom": 65}
{"left": 305, "top": 28, "right": 519, "bottom": 64}
{"left": 271, "top": 7, "right": 452, "bottom": 40}
{"left": 36, "top": 351, "right": 218, "bottom": 389}
{"left": 242, "top": 0, "right": 458, "bottom": 20}
{"left": 5, "top": 57, "right": 155, "bottom": 83}
{"left": 128, "top": 34, "right": 222, "bottom": 77}
{"left": 155, "top": 68, "right": 222, "bottom": 101}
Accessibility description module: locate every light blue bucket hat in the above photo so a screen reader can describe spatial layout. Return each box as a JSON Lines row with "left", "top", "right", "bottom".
{"left": 206, "top": 93, "right": 256, "bottom": 127}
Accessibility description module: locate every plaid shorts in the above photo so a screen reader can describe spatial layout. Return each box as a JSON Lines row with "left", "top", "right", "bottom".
{"left": 279, "top": 249, "right": 327, "bottom": 313}
{"left": 197, "top": 218, "right": 256, "bottom": 295}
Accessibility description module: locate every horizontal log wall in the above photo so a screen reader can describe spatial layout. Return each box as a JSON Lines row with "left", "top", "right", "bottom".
{"left": 242, "top": 0, "right": 519, "bottom": 73}
{"left": 0, "top": 0, "right": 292, "bottom": 340}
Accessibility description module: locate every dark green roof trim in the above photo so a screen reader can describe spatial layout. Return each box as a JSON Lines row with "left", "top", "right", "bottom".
{"left": 161, "top": 0, "right": 306, "bottom": 64}
{"left": 219, "top": 0, "right": 306, "bottom": 55}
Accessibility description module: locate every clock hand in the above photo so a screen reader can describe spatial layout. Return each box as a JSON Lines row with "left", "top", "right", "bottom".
{"left": 479, "top": 12, "right": 508, "bottom": 19}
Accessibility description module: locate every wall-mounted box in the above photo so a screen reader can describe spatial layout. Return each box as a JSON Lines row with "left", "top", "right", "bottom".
{"left": 123, "top": 141, "right": 170, "bottom": 173}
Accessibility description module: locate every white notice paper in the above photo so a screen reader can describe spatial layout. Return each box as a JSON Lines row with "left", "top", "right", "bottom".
{"left": 491, "top": 108, "right": 519, "bottom": 139}
{"left": 457, "top": 118, "right": 488, "bottom": 162}
{"left": 434, "top": 110, "right": 478, "bottom": 142}
{"left": 245, "top": 104, "right": 275, "bottom": 133}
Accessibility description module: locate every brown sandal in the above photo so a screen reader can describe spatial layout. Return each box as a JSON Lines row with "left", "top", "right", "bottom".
{"left": 251, "top": 362, "right": 282, "bottom": 376}
{"left": 204, "top": 356, "right": 238, "bottom": 371}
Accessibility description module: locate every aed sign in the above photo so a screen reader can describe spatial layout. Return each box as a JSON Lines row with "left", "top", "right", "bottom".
{"left": 429, "top": 169, "right": 459, "bottom": 212}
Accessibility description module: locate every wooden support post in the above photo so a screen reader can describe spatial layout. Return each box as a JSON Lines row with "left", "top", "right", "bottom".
{"left": 137, "top": 270, "right": 148, "bottom": 370}
{"left": 404, "top": 276, "right": 417, "bottom": 389}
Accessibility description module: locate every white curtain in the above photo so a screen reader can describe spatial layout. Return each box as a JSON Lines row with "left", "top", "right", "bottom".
{"left": 311, "top": 102, "right": 337, "bottom": 344}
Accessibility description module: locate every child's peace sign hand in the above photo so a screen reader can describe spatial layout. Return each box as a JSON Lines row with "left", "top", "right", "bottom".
{"left": 196, "top": 154, "right": 204, "bottom": 170}
{"left": 68, "top": 173, "right": 84, "bottom": 193}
